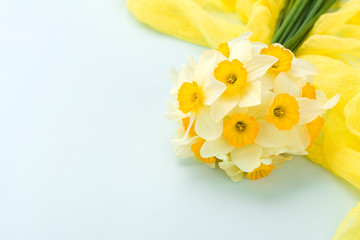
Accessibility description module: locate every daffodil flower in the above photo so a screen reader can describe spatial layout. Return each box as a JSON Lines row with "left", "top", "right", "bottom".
{"left": 260, "top": 44, "right": 318, "bottom": 97}
{"left": 199, "top": 110, "right": 279, "bottom": 172}
{"left": 202, "top": 34, "right": 278, "bottom": 122}
{"left": 171, "top": 52, "right": 228, "bottom": 140}
{"left": 297, "top": 94, "right": 340, "bottom": 125}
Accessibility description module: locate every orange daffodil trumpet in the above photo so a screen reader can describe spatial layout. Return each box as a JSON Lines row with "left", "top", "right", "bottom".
{"left": 167, "top": 33, "right": 339, "bottom": 181}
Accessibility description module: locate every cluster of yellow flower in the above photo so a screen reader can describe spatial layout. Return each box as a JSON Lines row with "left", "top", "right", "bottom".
{"left": 167, "top": 33, "right": 339, "bottom": 182}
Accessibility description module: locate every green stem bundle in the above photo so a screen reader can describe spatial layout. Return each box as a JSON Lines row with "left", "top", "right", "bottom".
{"left": 271, "top": 0, "right": 338, "bottom": 52}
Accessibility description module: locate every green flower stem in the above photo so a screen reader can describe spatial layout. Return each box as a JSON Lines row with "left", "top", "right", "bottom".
{"left": 283, "top": 0, "right": 295, "bottom": 21}
{"left": 302, "top": 0, "right": 327, "bottom": 24}
{"left": 292, "top": 29, "right": 310, "bottom": 52}
{"left": 274, "top": 0, "right": 289, "bottom": 33}
{"left": 284, "top": 0, "right": 337, "bottom": 50}
{"left": 277, "top": 0, "right": 312, "bottom": 44}
{"left": 279, "top": 0, "right": 313, "bottom": 44}
{"left": 271, "top": 0, "right": 311, "bottom": 44}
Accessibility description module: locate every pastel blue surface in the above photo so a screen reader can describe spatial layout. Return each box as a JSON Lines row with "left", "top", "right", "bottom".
{"left": 0, "top": 0, "right": 359, "bottom": 239}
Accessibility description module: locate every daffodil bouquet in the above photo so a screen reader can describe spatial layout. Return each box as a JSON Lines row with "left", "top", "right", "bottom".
{"left": 166, "top": 0, "right": 340, "bottom": 182}
{"left": 131, "top": 0, "right": 360, "bottom": 236}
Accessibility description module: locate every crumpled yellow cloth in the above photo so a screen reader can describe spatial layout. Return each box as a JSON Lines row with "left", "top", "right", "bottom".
{"left": 127, "top": 0, "right": 284, "bottom": 47}
{"left": 127, "top": 0, "right": 360, "bottom": 238}
{"left": 333, "top": 203, "right": 360, "bottom": 239}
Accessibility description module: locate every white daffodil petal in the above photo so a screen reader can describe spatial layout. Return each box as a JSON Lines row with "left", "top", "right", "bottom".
{"left": 298, "top": 98, "right": 324, "bottom": 124}
{"left": 187, "top": 56, "right": 196, "bottom": 72}
{"left": 238, "top": 80, "right": 262, "bottom": 107}
{"left": 169, "top": 68, "right": 178, "bottom": 85}
{"left": 169, "top": 86, "right": 179, "bottom": 100}
{"left": 271, "top": 155, "right": 292, "bottom": 169}
{"left": 262, "top": 146, "right": 288, "bottom": 158}
{"left": 167, "top": 100, "right": 177, "bottom": 112}
{"left": 229, "top": 38, "right": 253, "bottom": 62}
{"left": 260, "top": 71, "right": 276, "bottom": 91}
{"left": 245, "top": 55, "right": 278, "bottom": 82}
{"left": 165, "top": 111, "right": 186, "bottom": 122}
{"left": 261, "top": 158, "right": 272, "bottom": 165}
{"left": 231, "top": 144, "right": 263, "bottom": 172}
{"left": 172, "top": 142, "right": 193, "bottom": 158}
{"left": 233, "top": 32, "right": 252, "bottom": 41}
{"left": 211, "top": 94, "right": 240, "bottom": 122}
{"left": 173, "top": 126, "right": 185, "bottom": 139}
{"left": 178, "top": 65, "right": 193, "bottom": 84}
{"left": 171, "top": 127, "right": 195, "bottom": 158}
{"left": 251, "top": 42, "right": 268, "bottom": 54}
{"left": 194, "top": 54, "right": 218, "bottom": 86}
{"left": 202, "top": 49, "right": 227, "bottom": 62}
{"left": 323, "top": 94, "right": 340, "bottom": 109}
{"left": 228, "top": 173, "right": 244, "bottom": 182}
{"left": 200, "top": 135, "right": 235, "bottom": 158}
{"left": 255, "top": 120, "right": 287, "bottom": 148}
{"left": 203, "top": 78, "right": 227, "bottom": 106}
{"left": 315, "top": 89, "right": 327, "bottom": 102}
{"left": 288, "top": 58, "right": 318, "bottom": 77}
{"left": 248, "top": 91, "right": 274, "bottom": 119}
{"left": 195, "top": 107, "right": 223, "bottom": 140}
{"left": 227, "top": 106, "right": 249, "bottom": 117}
{"left": 274, "top": 72, "right": 300, "bottom": 97}
{"left": 283, "top": 125, "right": 310, "bottom": 152}
{"left": 218, "top": 161, "right": 244, "bottom": 182}
{"left": 215, "top": 154, "right": 228, "bottom": 161}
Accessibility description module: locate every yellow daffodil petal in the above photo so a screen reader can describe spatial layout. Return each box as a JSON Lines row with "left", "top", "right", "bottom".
{"left": 266, "top": 93, "right": 300, "bottom": 130}
{"left": 223, "top": 113, "right": 259, "bottom": 148}
{"left": 247, "top": 163, "right": 275, "bottom": 180}
{"left": 216, "top": 42, "right": 230, "bottom": 58}
{"left": 260, "top": 44, "right": 293, "bottom": 73}
{"left": 306, "top": 116, "right": 325, "bottom": 147}
{"left": 191, "top": 138, "right": 216, "bottom": 164}
{"left": 177, "top": 81, "right": 204, "bottom": 114}
{"left": 302, "top": 82, "right": 317, "bottom": 100}
{"left": 214, "top": 59, "right": 248, "bottom": 97}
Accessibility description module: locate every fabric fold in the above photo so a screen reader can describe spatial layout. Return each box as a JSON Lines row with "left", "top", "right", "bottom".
{"left": 127, "top": 0, "right": 284, "bottom": 47}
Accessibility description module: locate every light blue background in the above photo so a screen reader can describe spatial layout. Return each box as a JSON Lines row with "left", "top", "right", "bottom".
{"left": 0, "top": 0, "right": 359, "bottom": 239}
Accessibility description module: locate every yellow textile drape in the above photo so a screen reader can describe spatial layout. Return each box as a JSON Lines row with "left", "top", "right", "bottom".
{"left": 127, "top": 0, "right": 360, "bottom": 238}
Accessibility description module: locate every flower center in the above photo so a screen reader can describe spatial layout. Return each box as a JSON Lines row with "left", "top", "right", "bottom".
{"left": 274, "top": 107, "right": 284, "bottom": 117}
{"left": 192, "top": 92, "right": 200, "bottom": 102}
{"left": 223, "top": 114, "right": 259, "bottom": 148}
{"left": 265, "top": 93, "right": 300, "bottom": 130}
{"left": 226, "top": 74, "right": 237, "bottom": 84}
{"left": 235, "top": 121, "right": 245, "bottom": 132}
{"left": 271, "top": 62, "right": 279, "bottom": 69}
{"left": 214, "top": 59, "right": 248, "bottom": 97}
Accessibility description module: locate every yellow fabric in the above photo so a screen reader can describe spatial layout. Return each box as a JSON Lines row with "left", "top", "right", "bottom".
{"left": 127, "top": 0, "right": 284, "bottom": 47}
{"left": 297, "top": 1, "right": 360, "bottom": 237}
{"left": 333, "top": 203, "right": 360, "bottom": 239}
{"left": 127, "top": 0, "right": 360, "bottom": 238}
